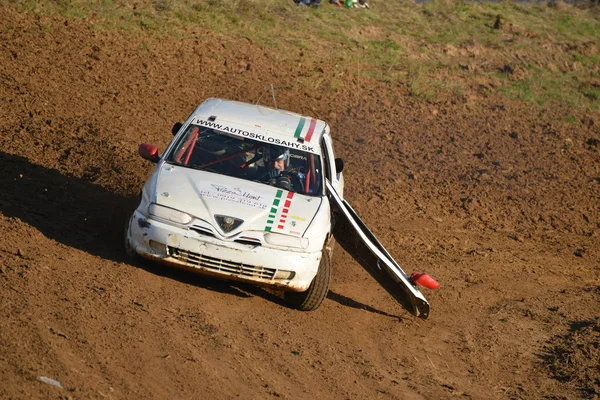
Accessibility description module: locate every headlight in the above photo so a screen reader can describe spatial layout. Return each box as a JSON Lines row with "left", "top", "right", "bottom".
{"left": 148, "top": 204, "right": 193, "bottom": 225}
{"left": 264, "top": 233, "right": 309, "bottom": 249}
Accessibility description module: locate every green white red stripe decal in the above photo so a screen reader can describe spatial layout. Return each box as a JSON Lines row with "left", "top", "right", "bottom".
{"left": 293, "top": 118, "right": 306, "bottom": 140}
{"left": 264, "top": 190, "right": 294, "bottom": 232}
{"left": 265, "top": 189, "right": 283, "bottom": 232}
{"left": 278, "top": 192, "right": 294, "bottom": 229}
{"left": 294, "top": 117, "right": 318, "bottom": 142}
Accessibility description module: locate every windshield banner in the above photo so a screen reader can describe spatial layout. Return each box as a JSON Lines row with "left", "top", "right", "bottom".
{"left": 194, "top": 118, "right": 318, "bottom": 154}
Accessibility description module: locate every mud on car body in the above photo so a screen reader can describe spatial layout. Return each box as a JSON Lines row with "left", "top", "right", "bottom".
{"left": 125, "top": 98, "right": 345, "bottom": 311}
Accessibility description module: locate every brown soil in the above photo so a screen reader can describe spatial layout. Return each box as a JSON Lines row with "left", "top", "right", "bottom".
{"left": 1, "top": 5, "right": 599, "bottom": 400}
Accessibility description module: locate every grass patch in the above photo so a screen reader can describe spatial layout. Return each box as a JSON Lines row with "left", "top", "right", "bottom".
{"left": 564, "top": 115, "right": 578, "bottom": 124}
{"left": 499, "top": 77, "right": 544, "bottom": 105}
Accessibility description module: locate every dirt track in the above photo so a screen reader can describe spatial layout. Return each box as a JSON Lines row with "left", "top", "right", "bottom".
{"left": 1, "top": 5, "right": 599, "bottom": 399}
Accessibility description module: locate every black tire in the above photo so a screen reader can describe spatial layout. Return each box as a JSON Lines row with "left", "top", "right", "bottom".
{"left": 123, "top": 210, "right": 139, "bottom": 259}
{"left": 285, "top": 250, "right": 331, "bottom": 311}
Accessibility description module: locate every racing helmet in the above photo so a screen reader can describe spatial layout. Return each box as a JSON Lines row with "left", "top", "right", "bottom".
{"left": 267, "top": 145, "right": 290, "bottom": 168}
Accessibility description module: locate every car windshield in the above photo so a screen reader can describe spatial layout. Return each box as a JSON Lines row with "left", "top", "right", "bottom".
{"left": 165, "top": 125, "right": 323, "bottom": 196}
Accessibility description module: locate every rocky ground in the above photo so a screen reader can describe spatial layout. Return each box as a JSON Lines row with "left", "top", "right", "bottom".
{"left": 1, "top": 4, "right": 599, "bottom": 399}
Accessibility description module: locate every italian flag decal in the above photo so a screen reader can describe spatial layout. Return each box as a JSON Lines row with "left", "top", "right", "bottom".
{"left": 294, "top": 117, "right": 318, "bottom": 142}
{"left": 264, "top": 190, "right": 294, "bottom": 232}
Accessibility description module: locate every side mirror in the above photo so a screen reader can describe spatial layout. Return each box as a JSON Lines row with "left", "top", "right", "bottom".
{"left": 172, "top": 122, "right": 183, "bottom": 136}
{"left": 139, "top": 143, "right": 160, "bottom": 163}
{"left": 335, "top": 158, "right": 344, "bottom": 173}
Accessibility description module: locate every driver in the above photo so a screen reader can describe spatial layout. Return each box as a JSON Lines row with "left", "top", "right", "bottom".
{"left": 262, "top": 145, "right": 304, "bottom": 192}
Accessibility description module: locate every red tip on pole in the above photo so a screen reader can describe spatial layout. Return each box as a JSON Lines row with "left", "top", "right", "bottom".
{"left": 410, "top": 273, "right": 440, "bottom": 290}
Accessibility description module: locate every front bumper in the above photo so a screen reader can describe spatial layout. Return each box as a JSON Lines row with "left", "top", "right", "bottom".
{"left": 126, "top": 211, "right": 321, "bottom": 292}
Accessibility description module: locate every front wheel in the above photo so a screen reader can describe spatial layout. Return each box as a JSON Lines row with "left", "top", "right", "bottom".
{"left": 123, "top": 211, "right": 139, "bottom": 259}
{"left": 285, "top": 250, "right": 331, "bottom": 311}
{"left": 123, "top": 195, "right": 141, "bottom": 260}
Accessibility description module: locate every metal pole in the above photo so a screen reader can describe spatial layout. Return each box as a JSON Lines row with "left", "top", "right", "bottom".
{"left": 270, "top": 84, "right": 278, "bottom": 109}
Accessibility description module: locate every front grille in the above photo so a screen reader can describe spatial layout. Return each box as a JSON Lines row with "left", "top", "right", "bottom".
{"left": 167, "top": 247, "right": 276, "bottom": 280}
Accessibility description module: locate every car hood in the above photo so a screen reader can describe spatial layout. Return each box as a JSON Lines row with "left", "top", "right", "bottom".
{"left": 153, "top": 163, "right": 323, "bottom": 237}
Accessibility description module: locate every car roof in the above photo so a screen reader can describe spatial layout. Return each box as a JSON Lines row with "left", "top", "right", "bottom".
{"left": 189, "top": 98, "right": 328, "bottom": 152}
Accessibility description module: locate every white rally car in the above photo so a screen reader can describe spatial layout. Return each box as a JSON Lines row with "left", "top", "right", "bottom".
{"left": 125, "top": 98, "right": 436, "bottom": 316}
{"left": 125, "top": 98, "right": 345, "bottom": 310}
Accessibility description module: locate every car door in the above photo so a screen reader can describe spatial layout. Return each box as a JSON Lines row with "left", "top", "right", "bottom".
{"left": 320, "top": 130, "right": 432, "bottom": 319}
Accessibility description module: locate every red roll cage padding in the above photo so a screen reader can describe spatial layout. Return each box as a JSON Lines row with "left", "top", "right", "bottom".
{"left": 174, "top": 126, "right": 199, "bottom": 164}
{"left": 304, "top": 154, "right": 317, "bottom": 194}
{"left": 183, "top": 131, "right": 198, "bottom": 165}
{"left": 304, "top": 154, "right": 312, "bottom": 194}
{"left": 197, "top": 144, "right": 259, "bottom": 169}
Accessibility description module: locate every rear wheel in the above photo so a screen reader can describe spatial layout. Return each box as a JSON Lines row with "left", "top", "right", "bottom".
{"left": 285, "top": 250, "right": 331, "bottom": 311}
